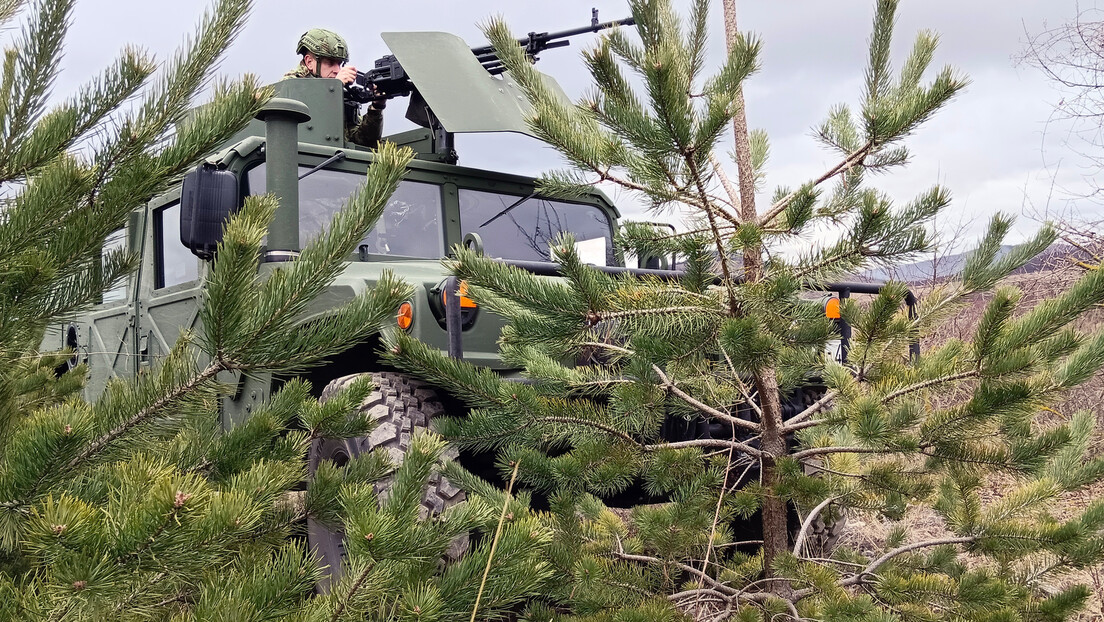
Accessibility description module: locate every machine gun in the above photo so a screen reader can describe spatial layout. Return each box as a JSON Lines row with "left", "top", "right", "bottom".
{"left": 344, "top": 9, "right": 635, "bottom": 104}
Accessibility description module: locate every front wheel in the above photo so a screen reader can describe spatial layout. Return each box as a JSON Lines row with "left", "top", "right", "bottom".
{"left": 307, "top": 371, "right": 465, "bottom": 590}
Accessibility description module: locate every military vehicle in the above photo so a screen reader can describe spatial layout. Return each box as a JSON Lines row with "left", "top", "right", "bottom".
{"left": 49, "top": 11, "right": 662, "bottom": 581}
{"left": 50, "top": 11, "right": 915, "bottom": 584}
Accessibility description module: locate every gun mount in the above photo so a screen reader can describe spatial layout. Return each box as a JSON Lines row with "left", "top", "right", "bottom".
{"left": 340, "top": 9, "right": 635, "bottom": 163}
{"left": 345, "top": 9, "right": 635, "bottom": 104}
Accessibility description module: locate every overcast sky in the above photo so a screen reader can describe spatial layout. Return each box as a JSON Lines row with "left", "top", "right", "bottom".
{"left": 53, "top": 0, "right": 1094, "bottom": 244}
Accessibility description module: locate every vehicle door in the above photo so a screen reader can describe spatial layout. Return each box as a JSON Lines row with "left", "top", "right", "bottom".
{"left": 79, "top": 227, "right": 136, "bottom": 398}
{"left": 140, "top": 192, "right": 203, "bottom": 371}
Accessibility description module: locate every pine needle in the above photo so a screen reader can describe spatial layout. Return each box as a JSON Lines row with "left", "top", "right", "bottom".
{"left": 469, "top": 459, "right": 521, "bottom": 622}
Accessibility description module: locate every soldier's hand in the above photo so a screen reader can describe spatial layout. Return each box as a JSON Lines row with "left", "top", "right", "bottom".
{"left": 368, "top": 84, "right": 387, "bottom": 110}
{"left": 336, "top": 65, "right": 358, "bottom": 85}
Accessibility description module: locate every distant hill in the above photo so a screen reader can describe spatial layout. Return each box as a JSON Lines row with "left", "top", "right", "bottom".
{"left": 859, "top": 244, "right": 1075, "bottom": 284}
{"left": 670, "top": 244, "right": 1080, "bottom": 285}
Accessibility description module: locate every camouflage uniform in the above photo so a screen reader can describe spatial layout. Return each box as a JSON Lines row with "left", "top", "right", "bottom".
{"left": 285, "top": 29, "right": 383, "bottom": 148}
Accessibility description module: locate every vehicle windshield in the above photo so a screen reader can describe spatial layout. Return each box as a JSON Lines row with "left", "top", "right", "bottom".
{"left": 459, "top": 189, "right": 614, "bottom": 266}
{"left": 247, "top": 165, "right": 615, "bottom": 264}
{"left": 248, "top": 164, "right": 444, "bottom": 258}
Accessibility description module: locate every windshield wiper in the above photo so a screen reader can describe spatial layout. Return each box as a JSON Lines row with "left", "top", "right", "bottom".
{"left": 478, "top": 191, "right": 538, "bottom": 228}
{"left": 298, "top": 151, "right": 346, "bottom": 180}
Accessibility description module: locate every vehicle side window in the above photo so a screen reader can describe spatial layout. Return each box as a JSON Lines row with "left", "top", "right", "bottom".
{"left": 154, "top": 202, "right": 198, "bottom": 289}
{"left": 102, "top": 229, "right": 127, "bottom": 303}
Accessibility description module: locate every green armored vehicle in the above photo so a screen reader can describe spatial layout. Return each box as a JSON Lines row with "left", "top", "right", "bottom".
{"left": 53, "top": 15, "right": 658, "bottom": 580}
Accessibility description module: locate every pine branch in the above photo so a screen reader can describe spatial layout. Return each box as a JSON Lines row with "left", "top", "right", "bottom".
{"left": 880, "top": 370, "right": 979, "bottom": 402}
{"left": 539, "top": 417, "right": 642, "bottom": 445}
{"left": 446, "top": 413, "right": 639, "bottom": 449}
{"left": 837, "top": 536, "right": 976, "bottom": 588}
{"left": 600, "top": 305, "right": 722, "bottom": 322}
{"left": 329, "top": 561, "right": 376, "bottom": 622}
{"left": 108, "top": 571, "right": 170, "bottom": 617}
{"left": 758, "top": 141, "right": 874, "bottom": 228}
{"left": 63, "top": 362, "right": 221, "bottom": 472}
{"left": 120, "top": 501, "right": 187, "bottom": 565}
{"left": 686, "top": 152, "right": 740, "bottom": 313}
{"left": 791, "top": 444, "right": 1032, "bottom": 474}
{"left": 603, "top": 579, "right": 655, "bottom": 598}
{"left": 791, "top": 242, "right": 875, "bottom": 282}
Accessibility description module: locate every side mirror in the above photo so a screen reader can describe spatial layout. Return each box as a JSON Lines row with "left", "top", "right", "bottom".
{"left": 620, "top": 221, "right": 677, "bottom": 270}
{"left": 180, "top": 164, "right": 239, "bottom": 259}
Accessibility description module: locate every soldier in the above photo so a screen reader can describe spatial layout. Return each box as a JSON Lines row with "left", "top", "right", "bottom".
{"left": 285, "top": 28, "right": 384, "bottom": 147}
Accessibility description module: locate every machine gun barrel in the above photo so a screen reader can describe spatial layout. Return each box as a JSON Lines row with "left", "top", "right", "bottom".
{"left": 345, "top": 8, "right": 635, "bottom": 104}
{"left": 469, "top": 10, "right": 635, "bottom": 58}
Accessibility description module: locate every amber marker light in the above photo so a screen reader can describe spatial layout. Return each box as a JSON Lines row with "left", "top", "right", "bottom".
{"left": 824, "top": 297, "right": 841, "bottom": 319}
{"left": 442, "top": 280, "right": 478, "bottom": 309}
{"left": 397, "top": 302, "right": 414, "bottom": 330}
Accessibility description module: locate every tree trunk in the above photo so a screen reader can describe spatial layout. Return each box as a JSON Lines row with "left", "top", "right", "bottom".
{"left": 754, "top": 368, "right": 789, "bottom": 591}
{"left": 720, "top": 0, "right": 759, "bottom": 241}
{"left": 721, "top": 0, "right": 789, "bottom": 592}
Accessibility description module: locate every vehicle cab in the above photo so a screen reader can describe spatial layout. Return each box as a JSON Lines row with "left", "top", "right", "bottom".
{"left": 66, "top": 75, "right": 622, "bottom": 427}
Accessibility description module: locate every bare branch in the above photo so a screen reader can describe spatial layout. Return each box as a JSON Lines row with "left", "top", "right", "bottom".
{"left": 838, "top": 537, "right": 976, "bottom": 587}
{"left": 709, "top": 151, "right": 742, "bottom": 213}
{"left": 615, "top": 551, "right": 739, "bottom": 596}
{"left": 783, "top": 389, "right": 838, "bottom": 430}
{"left": 652, "top": 364, "right": 760, "bottom": 431}
{"left": 643, "top": 437, "right": 767, "bottom": 459}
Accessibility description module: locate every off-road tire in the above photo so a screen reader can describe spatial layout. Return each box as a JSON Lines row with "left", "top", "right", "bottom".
{"left": 307, "top": 371, "right": 466, "bottom": 590}
{"left": 794, "top": 502, "right": 847, "bottom": 559}
{"left": 784, "top": 385, "right": 847, "bottom": 559}
{"left": 793, "top": 457, "right": 847, "bottom": 559}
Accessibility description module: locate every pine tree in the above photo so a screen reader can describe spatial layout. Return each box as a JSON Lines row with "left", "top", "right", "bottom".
{"left": 0, "top": 0, "right": 553, "bottom": 619}
{"left": 387, "top": 0, "right": 1104, "bottom": 619}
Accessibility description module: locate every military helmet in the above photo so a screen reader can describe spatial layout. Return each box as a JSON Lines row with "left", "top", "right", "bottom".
{"left": 296, "top": 28, "right": 349, "bottom": 62}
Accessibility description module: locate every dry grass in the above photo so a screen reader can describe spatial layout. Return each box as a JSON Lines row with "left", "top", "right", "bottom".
{"left": 841, "top": 486, "right": 1104, "bottom": 620}
{"left": 842, "top": 260, "right": 1104, "bottom": 617}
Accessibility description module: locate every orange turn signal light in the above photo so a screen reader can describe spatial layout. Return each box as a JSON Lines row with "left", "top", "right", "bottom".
{"left": 824, "top": 297, "right": 841, "bottom": 320}
{"left": 397, "top": 302, "right": 414, "bottom": 330}
{"left": 442, "top": 280, "right": 478, "bottom": 309}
